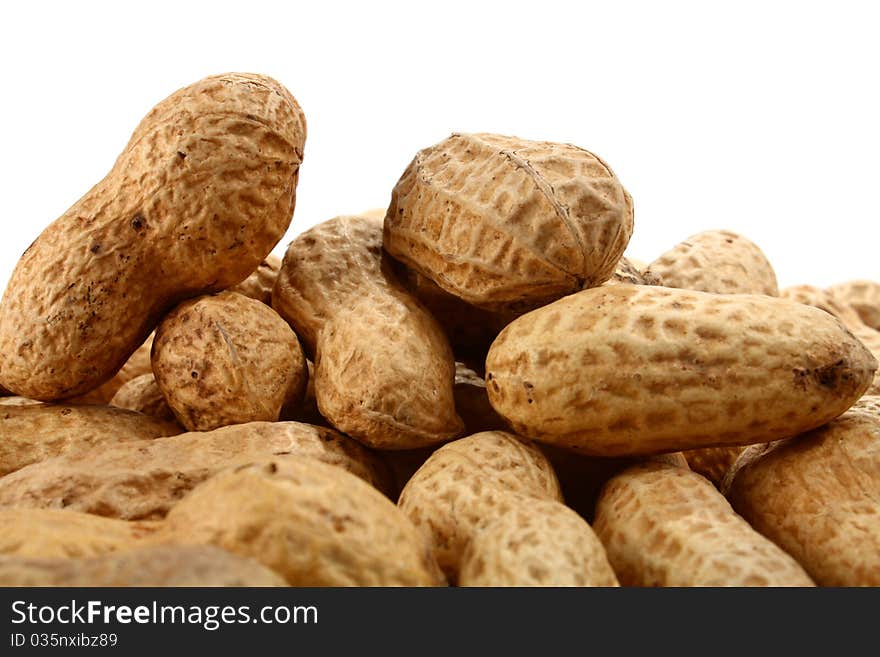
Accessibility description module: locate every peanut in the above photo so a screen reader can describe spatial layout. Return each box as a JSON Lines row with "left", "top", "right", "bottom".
{"left": 726, "top": 405, "right": 880, "bottom": 586}
{"left": 827, "top": 280, "right": 880, "bottom": 331}
{"left": 459, "top": 495, "right": 619, "bottom": 587}
{"left": 398, "top": 431, "right": 562, "bottom": 580}
{"left": 593, "top": 462, "right": 814, "bottom": 586}
{"left": 644, "top": 230, "right": 778, "bottom": 296}
{"left": 0, "top": 545, "right": 286, "bottom": 587}
{"left": 153, "top": 291, "right": 307, "bottom": 431}
{"left": 272, "top": 215, "right": 462, "bottom": 449}
{"left": 0, "top": 421, "right": 393, "bottom": 518}
{"left": 486, "top": 285, "right": 876, "bottom": 455}
{"left": 0, "top": 73, "right": 305, "bottom": 400}
{"left": 0, "top": 404, "right": 180, "bottom": 477}
{"left": 384, "top": 133, "right": 633, "bottom": 312}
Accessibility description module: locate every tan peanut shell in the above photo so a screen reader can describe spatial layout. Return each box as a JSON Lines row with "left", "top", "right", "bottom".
{"left": 0, "top": 508, "right": 160, "bottom": 560}
{"left": 398, "top": 431, "right": 562, "bottom": 580}
{"left": 459, "top": 495, "right": 619, "bottom": 587}
{"left": 0, "top": 545, "right": 286, "bottom": 587}
{"left": 109, "top": 373, "right": 175, "bottom": 422}
{"left": 153, "top": 291, "right": 307, "bottom": 431}
{"left": 644, "top": 230, "right": 779, "bottom": 296}
{"left": 485, "top": 285, "right": 876, "bottom": 456}
{"left": 593, "top": 462, "right": 814, "bottom": 586}
{"left": 0, "top": 73, "right": 306, "bottom": 400}
{"left": 0, "top": 456, "right": 442, "bottom": 586}
{"left": 230, "top": 255, "right": 282, "bottom": 305}
{"left": 0, "top": 421, "right": 393, "bottom": 519}
{"left": 827, "top": 280, "right": 880, "bottom": 331}
{"left": 726, "top": 408, "right": 880, "bottom": 586}
{"left": 159, "top": 456, "right": 444, "bottom": 586}
{"left": 0, "top": 404, "right": 180, "bottom": 477}
{"left": 272, "top": 215, "right": 462, "bottom": 449}
{"left": 384, "top": 132, "right": 634, "bottom": 312}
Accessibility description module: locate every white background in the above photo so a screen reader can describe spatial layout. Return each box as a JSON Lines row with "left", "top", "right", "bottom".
{"left": 1, "top": 1, "right": 877, "bottom": 291}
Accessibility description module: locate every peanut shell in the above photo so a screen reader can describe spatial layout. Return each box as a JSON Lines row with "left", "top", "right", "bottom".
{"left": 0, "top": 73, "right": 305, "bottom": 400}
{"left": 0, "top": 421, "right": 392, "bottom": 518}
{"left": 486, "top": 285, "right": 876, "bottom": 455}
{"left": 0, "top": 404, "right": 180, "bottom": 477}
{"left": 726, "top": 408, "right": 880, "bottom": 586}
{"left": 593, "top": 462, "right": 814, "bottom": 586}
{"left": 0, "top": 545, "right": 286, "bottom": 587}
{"left": 644, "top": 230, "right": 778, "bottom": 296}
{"left": 153, "top": 291, "right": 307, "bottom": 431}
{"left": 398, "top": 431, "right": 562, "bottom": 580}
{"left": 273, "top": 215, "right": 462, "bottom": 449}
{"left": 459, "top": 495, "right": 618, "bottom": 587}
{"left": 384, "top": 133, "right": 633, "bottom": 312}
{"left": 827, "top": 280, "right": 880, "bottom": 331}
{"left": 159, "top": 456, "right": 444, "bottom": 586}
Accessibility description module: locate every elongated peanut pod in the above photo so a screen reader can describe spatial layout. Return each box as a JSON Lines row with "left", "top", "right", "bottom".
{"left": 593, "top": 462, "right": 814, "bottom": 586}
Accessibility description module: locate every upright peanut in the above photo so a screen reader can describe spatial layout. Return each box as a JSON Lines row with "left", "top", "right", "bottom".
{"left": 0, "top": 73, "right": 306, "bottom": 400}
{"left": 272, "top": 215, "right": 462, "bottom": 449}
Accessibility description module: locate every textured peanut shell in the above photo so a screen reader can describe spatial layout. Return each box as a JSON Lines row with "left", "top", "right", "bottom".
{"left": 0, "top": 404, "right": 180, "bottom": 477}
{"left": 0, "top": 421, "right": 392, "bottom": 519}
{"left": 110, "top": 373, "right": 175, "bottom": 422}
{"left": 593, "top": 462, "right": 814, "bottom": 586}
{"left": 0, "top": 73, "right": 306, "bottom": 400}
{"left": 486, "top": 285, "right": 877, "bottom": 455}
{"left": 159, "top": 456, "right": 444, "bottom": 586}
{"left": 827, "top": 280, "right": 880, "bottom": 331}
{"left": 0, "top": 508, "right": 158, "bottom": 559}
{"left": 398, "top": 431, "right": 562, "bottom": 580}
{"left": 644, "top": 230, "right": 779, "bottom": 296}
{"left": 459, "top": 495, "right": 619, "bottom": 587}
{"left": 726, "top": 409, "right": 880, "bottom": 586}
{"left": 0, "top": 545, "right": 286, "bottom": 587}
{"left": 782, "top": 285, "right": 880, "bottom": 394}
{"left": 272, "top": 215, "right": 462, "bottom": 449}
{"left": 153, "top": 291, "right": 307, "bottom": 431}
{"left": 384, "top": 133, "right": 634, "bottom": 312}
{"left": 230, "top": 255, "right": 282, "bottom": 305}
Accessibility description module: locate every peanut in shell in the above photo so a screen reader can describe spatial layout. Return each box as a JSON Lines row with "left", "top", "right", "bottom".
{"left": 485, "top": 285, "right": 877, "bottom": 456}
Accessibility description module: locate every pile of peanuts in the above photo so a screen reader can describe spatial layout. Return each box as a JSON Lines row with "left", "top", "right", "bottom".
{"left": 0, "top": 73, "right": 877, "bottom": 587}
